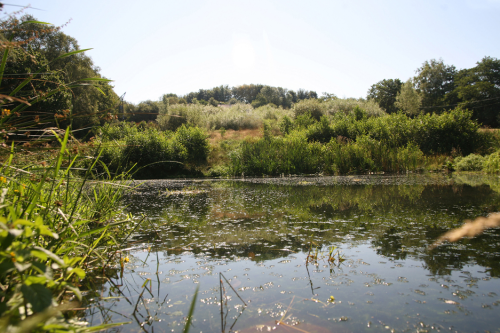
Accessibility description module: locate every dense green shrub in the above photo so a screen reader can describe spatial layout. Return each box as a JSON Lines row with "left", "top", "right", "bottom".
{"left": 229, "top": 131, "right": 423, "bottom": 176}
{"left": 454, "top": 154, "right": 485, "bottom": 171}
{"left": 230, "top": 131, "right": 322, "bottom": 175}
{"left": 121, "top": 128, "right": 186, "bottom": 178}
{"left": 279, "top": 115, "right": 294, "bottom": 135}
{"left": 99, "top": 121, "right": 140, "bottom": 141}
{"left": 293, "top": 99, "right": 325, "bottom": 120}
{"left": 414, "top": 107, "right": 481, "bottom": 155}
{"left": 303, "top": 107, "right": 481, "bottom": 155}
{"left": 483, "top": 151, "right": 500, "bottom": 173}
{"left": 294, "top": 113, "right": 316, "bottom": 129}
{"left": 98, "top": 125, "right": 209, "bottom": 178}
{"left": 323, "top": 98, "right": 386, "bottom": 117}
{"left": 322, "top": 136, "right": 422, "bottom": 174}
{"left": 366, "top": 112, "right": 413, "bottom": 148}
{"left": 174, "top": 125, "right": 209, "bottom": 164}
{"left": 306, "top": 116, "right": 336, "bottom": 143}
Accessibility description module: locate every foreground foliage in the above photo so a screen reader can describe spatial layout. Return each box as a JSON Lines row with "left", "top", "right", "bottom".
{"left": 0, "top": 13, "right": 131, "bottom": 332}
{"left": 0, "top": 131, "right": 132, "bottom": 332}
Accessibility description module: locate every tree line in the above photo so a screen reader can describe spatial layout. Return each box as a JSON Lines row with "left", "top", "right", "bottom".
{"left": 125, "top": 84, "right": 319, "bottom": 123}
{"left": 3, "top": 14, "right": 500, "bottom": 132}
{"left": 367, "top": 57, "right": 500, "bottom": 127}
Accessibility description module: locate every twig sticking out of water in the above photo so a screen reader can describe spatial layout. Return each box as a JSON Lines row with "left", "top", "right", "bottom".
{"left": 220, "top": 273, "right": 247, "bottom": 306}
{"left": 429, "top": 213, "right": 500, "bottom": 250}
{"left": 133, "top": 279, "right": 151, "bottom": 314}
{"left": 278, "top": 296, "right": 295, "bottom": 324}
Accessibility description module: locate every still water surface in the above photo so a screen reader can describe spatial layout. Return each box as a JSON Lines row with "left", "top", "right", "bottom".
{"left": 82, "top": 174, "right": 500, "bottom": 333}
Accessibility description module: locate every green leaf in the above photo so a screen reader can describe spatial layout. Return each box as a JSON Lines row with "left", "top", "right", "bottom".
{"left": 63, "top": 255, "right": 82, "bottom": 267}
{"left": 24, "top": 275, "right": 48, "bottom": 285}
{"left": 21, "top": 284, "right": 53, "bottom": 313}
{"left": 54, "top": 48, "right": 93, "bottom": 61}
{"left": 94, "top": 86, "right": 106, "bottom": 95}
{"left": 82, "top": 322, "right": 132, "bottom": 332}
{"left": 32, "top": 246, "right": 64, "bottom": 266}
{"left": 31, "top": 249, "right": 48, "bottom": 261}
{"left": 0, "top": 231, "right": 16, "bottom": 250}
{"left": 34, "top": 216, "right": 43, "bottom": 227}
{"left": 0, "top": 35, "right": 13, "bottom": 88}
{"left": 38, "top": 225, "right": 58, "bottom": 239}
{"left": 53, "top": 128, "right": 70, "bottom": 179}
{"left": 21, "top": 20, "right": 51, "bottom": 25}
{"left": 24, "top": 226, "right": 32, "bottom": 238}
{"left": 30, "top": 261, "right": 48, "bottom": 275}
{"left": 13, "top": 219, "right": 34, "bottom": 227}
{"left": 68, "top": 267, "right": 85, "bottom": 279}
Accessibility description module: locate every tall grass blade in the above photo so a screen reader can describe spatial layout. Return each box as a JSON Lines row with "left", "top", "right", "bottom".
{"left": 21, "top": 20, "right": 50, "bottom": 25}
{"left": 183, "top": 285, "right": 199, "bottom": 333}
{"left": 52, "top": 128, "right": 70, "bottom": 178}
{"left": 54, "top": 48, "right": 92, "bottom": 60}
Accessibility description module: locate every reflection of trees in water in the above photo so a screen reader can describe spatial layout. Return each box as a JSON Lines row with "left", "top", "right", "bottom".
{"left": 372, "top": 227, "right": 409, "bottom": 260}
{"left": 121, "top": 179, "right": 500, "bottom": 276}
{"left": 423, "top": 230, "right": 500, "bottom": 276}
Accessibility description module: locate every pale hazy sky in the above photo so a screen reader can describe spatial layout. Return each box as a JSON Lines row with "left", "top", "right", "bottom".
{"left": 5, "top": 0, "right": 500, "bottom": 104}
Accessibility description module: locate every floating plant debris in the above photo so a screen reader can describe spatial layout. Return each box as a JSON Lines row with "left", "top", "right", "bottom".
{"left": 81, "top": 174, "right": 500, "bottom": 333}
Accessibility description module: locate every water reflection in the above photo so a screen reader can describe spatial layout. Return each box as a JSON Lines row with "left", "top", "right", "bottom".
{"left": 121, "top": 175, "right": 500, "bottom": 274}
{"left": 80, "top": 174, "right": 500, "bottom": 332}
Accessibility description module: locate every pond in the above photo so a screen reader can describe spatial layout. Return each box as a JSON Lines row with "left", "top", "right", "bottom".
{"left": 81, "top": 174, "right": 500, "bottom": 333}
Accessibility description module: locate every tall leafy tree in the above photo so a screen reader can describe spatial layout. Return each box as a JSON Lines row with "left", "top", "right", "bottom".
{"left": 259, "top": 86, "right": 281, "bottom": 106}
{"left": 367, "top": 79, "right": 403, "bottom": 114}
{"left": 413, "top": 59, "right": 456, "bottom": 112}
{"left": 212, "top": 85, "right": 231, "bottom": 102}
{"left": 296, "top": 88, "right": 317, "bottom": 100}
{"left": 232, "top": 84, "right": 264, "bottom": 103}
{"left": 1, "top": 14, "right": 119, "bottom": 131}
{"left": 454, "top": 56, "right": 500, "bottom": 127}
{"left": 395, "top": 79, "right": 422, "bottom": 116}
